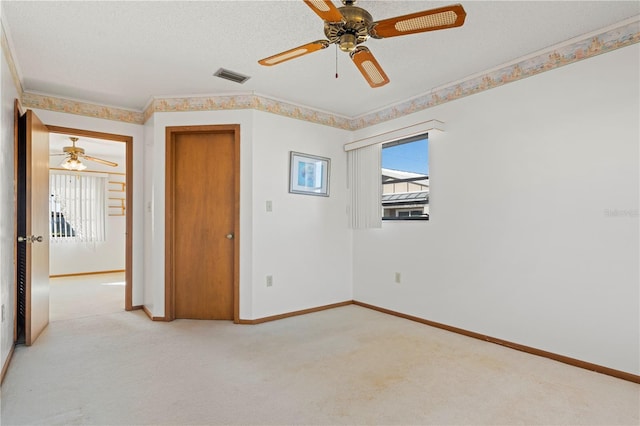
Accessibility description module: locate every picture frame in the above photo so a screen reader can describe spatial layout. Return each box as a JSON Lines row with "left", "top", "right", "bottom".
{"left": 289, "top": 151, "right": 330, "bottom": 197}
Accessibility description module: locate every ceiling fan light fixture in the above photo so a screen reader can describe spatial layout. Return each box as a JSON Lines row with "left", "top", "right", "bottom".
{"left": 61, "top": 155, "right": 87, "bottom": 171}
{"left": 339, "top": 33, "right": 357, "bottom": 52}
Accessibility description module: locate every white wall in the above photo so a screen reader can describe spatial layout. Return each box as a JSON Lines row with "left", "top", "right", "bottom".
{"left": 251, "top": 111, "right": 352, "bottom": 318}
{"left": 351, "top": 45, "right": 639, "bottom": 375}
{"left": 49, "top": 153, "right": 127, "bottom": 276}
{"left": 143, "top": 114, "right": 155, "bottom": 312}
{"left": 0, "top": 17, "right": 20, "bottom": 374}
{"left": 144, "top": 109, "right": 353, "bottom": 319}
{"left": 29, "top": 109, "right": 145, "bottom": 306}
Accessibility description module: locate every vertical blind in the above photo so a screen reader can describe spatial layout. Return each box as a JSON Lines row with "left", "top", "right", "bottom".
{"left": 347, "top": 143, "right": 382, "bottom": 229}
{"left": 50, "top": 172, "right": 107, "bottom": 243}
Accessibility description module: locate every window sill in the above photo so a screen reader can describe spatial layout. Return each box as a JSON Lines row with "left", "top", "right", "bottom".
{"left": 382, "top": 216, "right": 429, "bottom": 221}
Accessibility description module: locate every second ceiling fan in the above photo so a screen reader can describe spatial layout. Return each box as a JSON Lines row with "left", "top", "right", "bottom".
{"left": 258, "top": 0, "right": 467, "bottom": 88}
{"left": 52, "top": 137, "right": 118, "bottom": 171}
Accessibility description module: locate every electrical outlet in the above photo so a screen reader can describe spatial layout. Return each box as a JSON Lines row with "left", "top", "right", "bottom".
{"left": 1, "top": 304, "right": 4, "bottom": 322}
{"left": 266, "top": 200, "right": 273, "bottom": 212}
{"left": 395, "top": 272, "right": 401, "bottom": 284}
{"left": 266, "top": 275, "right": 273, "bottom": 287}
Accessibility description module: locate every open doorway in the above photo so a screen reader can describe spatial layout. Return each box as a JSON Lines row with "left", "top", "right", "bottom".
{"left": 47, "top": 126, "right": 133, "bottom": 320}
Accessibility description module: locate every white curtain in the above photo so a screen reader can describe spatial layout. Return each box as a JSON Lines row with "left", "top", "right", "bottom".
{"left": 50, "top": 172, "right": 107, "bottom": 243}
{"left": 347, "top": 143, "right": 382, "bottom": 229}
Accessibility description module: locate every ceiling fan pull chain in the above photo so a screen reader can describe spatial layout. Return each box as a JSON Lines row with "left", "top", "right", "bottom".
{"left": 335, "top": 44, "right": 339, "bottom": 79}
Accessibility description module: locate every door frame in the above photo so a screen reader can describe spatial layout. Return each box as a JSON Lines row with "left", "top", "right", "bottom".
{"left": 13, "top": 100, "right": 23, "bottom": 341}
{"left": 46, "top": 125, "right": 134, "bottom": 311}
{"left": 165, "top": 125, "right": 240, "bottom": 323}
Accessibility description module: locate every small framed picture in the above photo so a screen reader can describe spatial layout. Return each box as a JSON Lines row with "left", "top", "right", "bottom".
{"left": 289, "top": 151, "right": 330, "bottom": 197}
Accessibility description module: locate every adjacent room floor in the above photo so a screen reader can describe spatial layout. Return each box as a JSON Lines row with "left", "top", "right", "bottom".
{"left": 1, "top": 283, "right": 638, "bottom": 425}
{"left": 49, "top": 272, "right": 125, "bottom": 322}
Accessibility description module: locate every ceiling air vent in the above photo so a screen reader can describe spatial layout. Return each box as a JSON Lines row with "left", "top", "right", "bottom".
{"left": 213, "top": 68, "right": 251, "bottom": 84}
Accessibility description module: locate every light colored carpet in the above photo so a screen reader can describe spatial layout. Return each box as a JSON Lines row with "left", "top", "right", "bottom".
{"left": 1, "top": 304, "right": 638, "bottom": 425}
{"left": 49, "top": 272, "right": 125, "bottom": 322}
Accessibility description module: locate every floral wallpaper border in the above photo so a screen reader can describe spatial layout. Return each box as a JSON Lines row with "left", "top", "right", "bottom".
{"left": 144, "top": 95, "right": 353, "bottom": 130}
{"left": 6, "top": 17, "right": 639, "bottom": 130}
{"left": 21, "top": 92, "right": 145, "bottom": 124}
{"left": 351, "top": 18, "right": 640, "bottom": 130}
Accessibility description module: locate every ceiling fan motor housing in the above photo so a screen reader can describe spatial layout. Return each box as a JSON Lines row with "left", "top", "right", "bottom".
{"left": 62, "top": 145, "right": 84, "bottom": 155}
{"left": 324, "top": 5, "right": 373, "bottom": 52}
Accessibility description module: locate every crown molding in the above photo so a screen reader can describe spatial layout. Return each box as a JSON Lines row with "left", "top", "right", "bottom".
{"left": 0, "top": 20, "right": 24, "bottom": 96}
{"left": 10, "top": 16, "right": 639, "bottom": 130}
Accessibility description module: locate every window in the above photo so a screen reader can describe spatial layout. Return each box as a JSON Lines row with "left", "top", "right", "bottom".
{"left": 397, "top": 210, "right": 424, "bottom": 217}
{"left": 50, "top": 211, "right": 76, "bottom": 238}
{"left": 50, "top": 172, "right": 107, "bottom": 243}
{"left": 381, "top": 134, "right": 429, "bottom": 220}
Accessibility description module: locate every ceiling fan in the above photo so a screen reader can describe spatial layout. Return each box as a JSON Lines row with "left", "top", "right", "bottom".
{"left": 51, "top": 137, "right": 118, "bottom": 171}
{"left": 258, "top": 0, "right": 467, "bottom": 88}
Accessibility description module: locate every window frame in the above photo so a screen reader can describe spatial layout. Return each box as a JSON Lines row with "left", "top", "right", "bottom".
{"left": 381, "top": 133, "right": 429, "bottom": 222}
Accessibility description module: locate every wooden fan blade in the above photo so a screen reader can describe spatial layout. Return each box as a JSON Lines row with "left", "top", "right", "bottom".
{"left": 258, "top": 40, "right": 330, "bottom": 66}
{"left": 303, "top": 0, "right": 343, "bottom": 23}
{"left": 81, "top": 154, "right": 118, "bottom": 167}
{"left": 350, "top": 47, "right": 389, "bottom": 88}
{"left": 370, "top": 4, "right": 466, "bottom": 39}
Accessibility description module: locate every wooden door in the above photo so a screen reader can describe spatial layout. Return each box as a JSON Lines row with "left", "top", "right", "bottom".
{"left": 16, "top": 107, "right": 50, "bottom": 345}
{"left": 166, "top": 125, "right": 239, "bottom": 321}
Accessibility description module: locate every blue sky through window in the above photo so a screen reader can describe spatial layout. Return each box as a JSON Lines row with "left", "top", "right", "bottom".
{"left": 382, "top": 137, "right": 428, "bottom": 175}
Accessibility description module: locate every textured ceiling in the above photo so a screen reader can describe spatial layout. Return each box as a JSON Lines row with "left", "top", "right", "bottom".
{"left": 3, "top": 0, "right": 639, "bottom": 120}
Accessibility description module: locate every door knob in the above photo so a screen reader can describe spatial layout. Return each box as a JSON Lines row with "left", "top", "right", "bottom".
{"left": 18, "top": 235, "right": 43, "bottom": 243}
{"left": 226, "top": 233, "right": 234, "bottom": 240}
